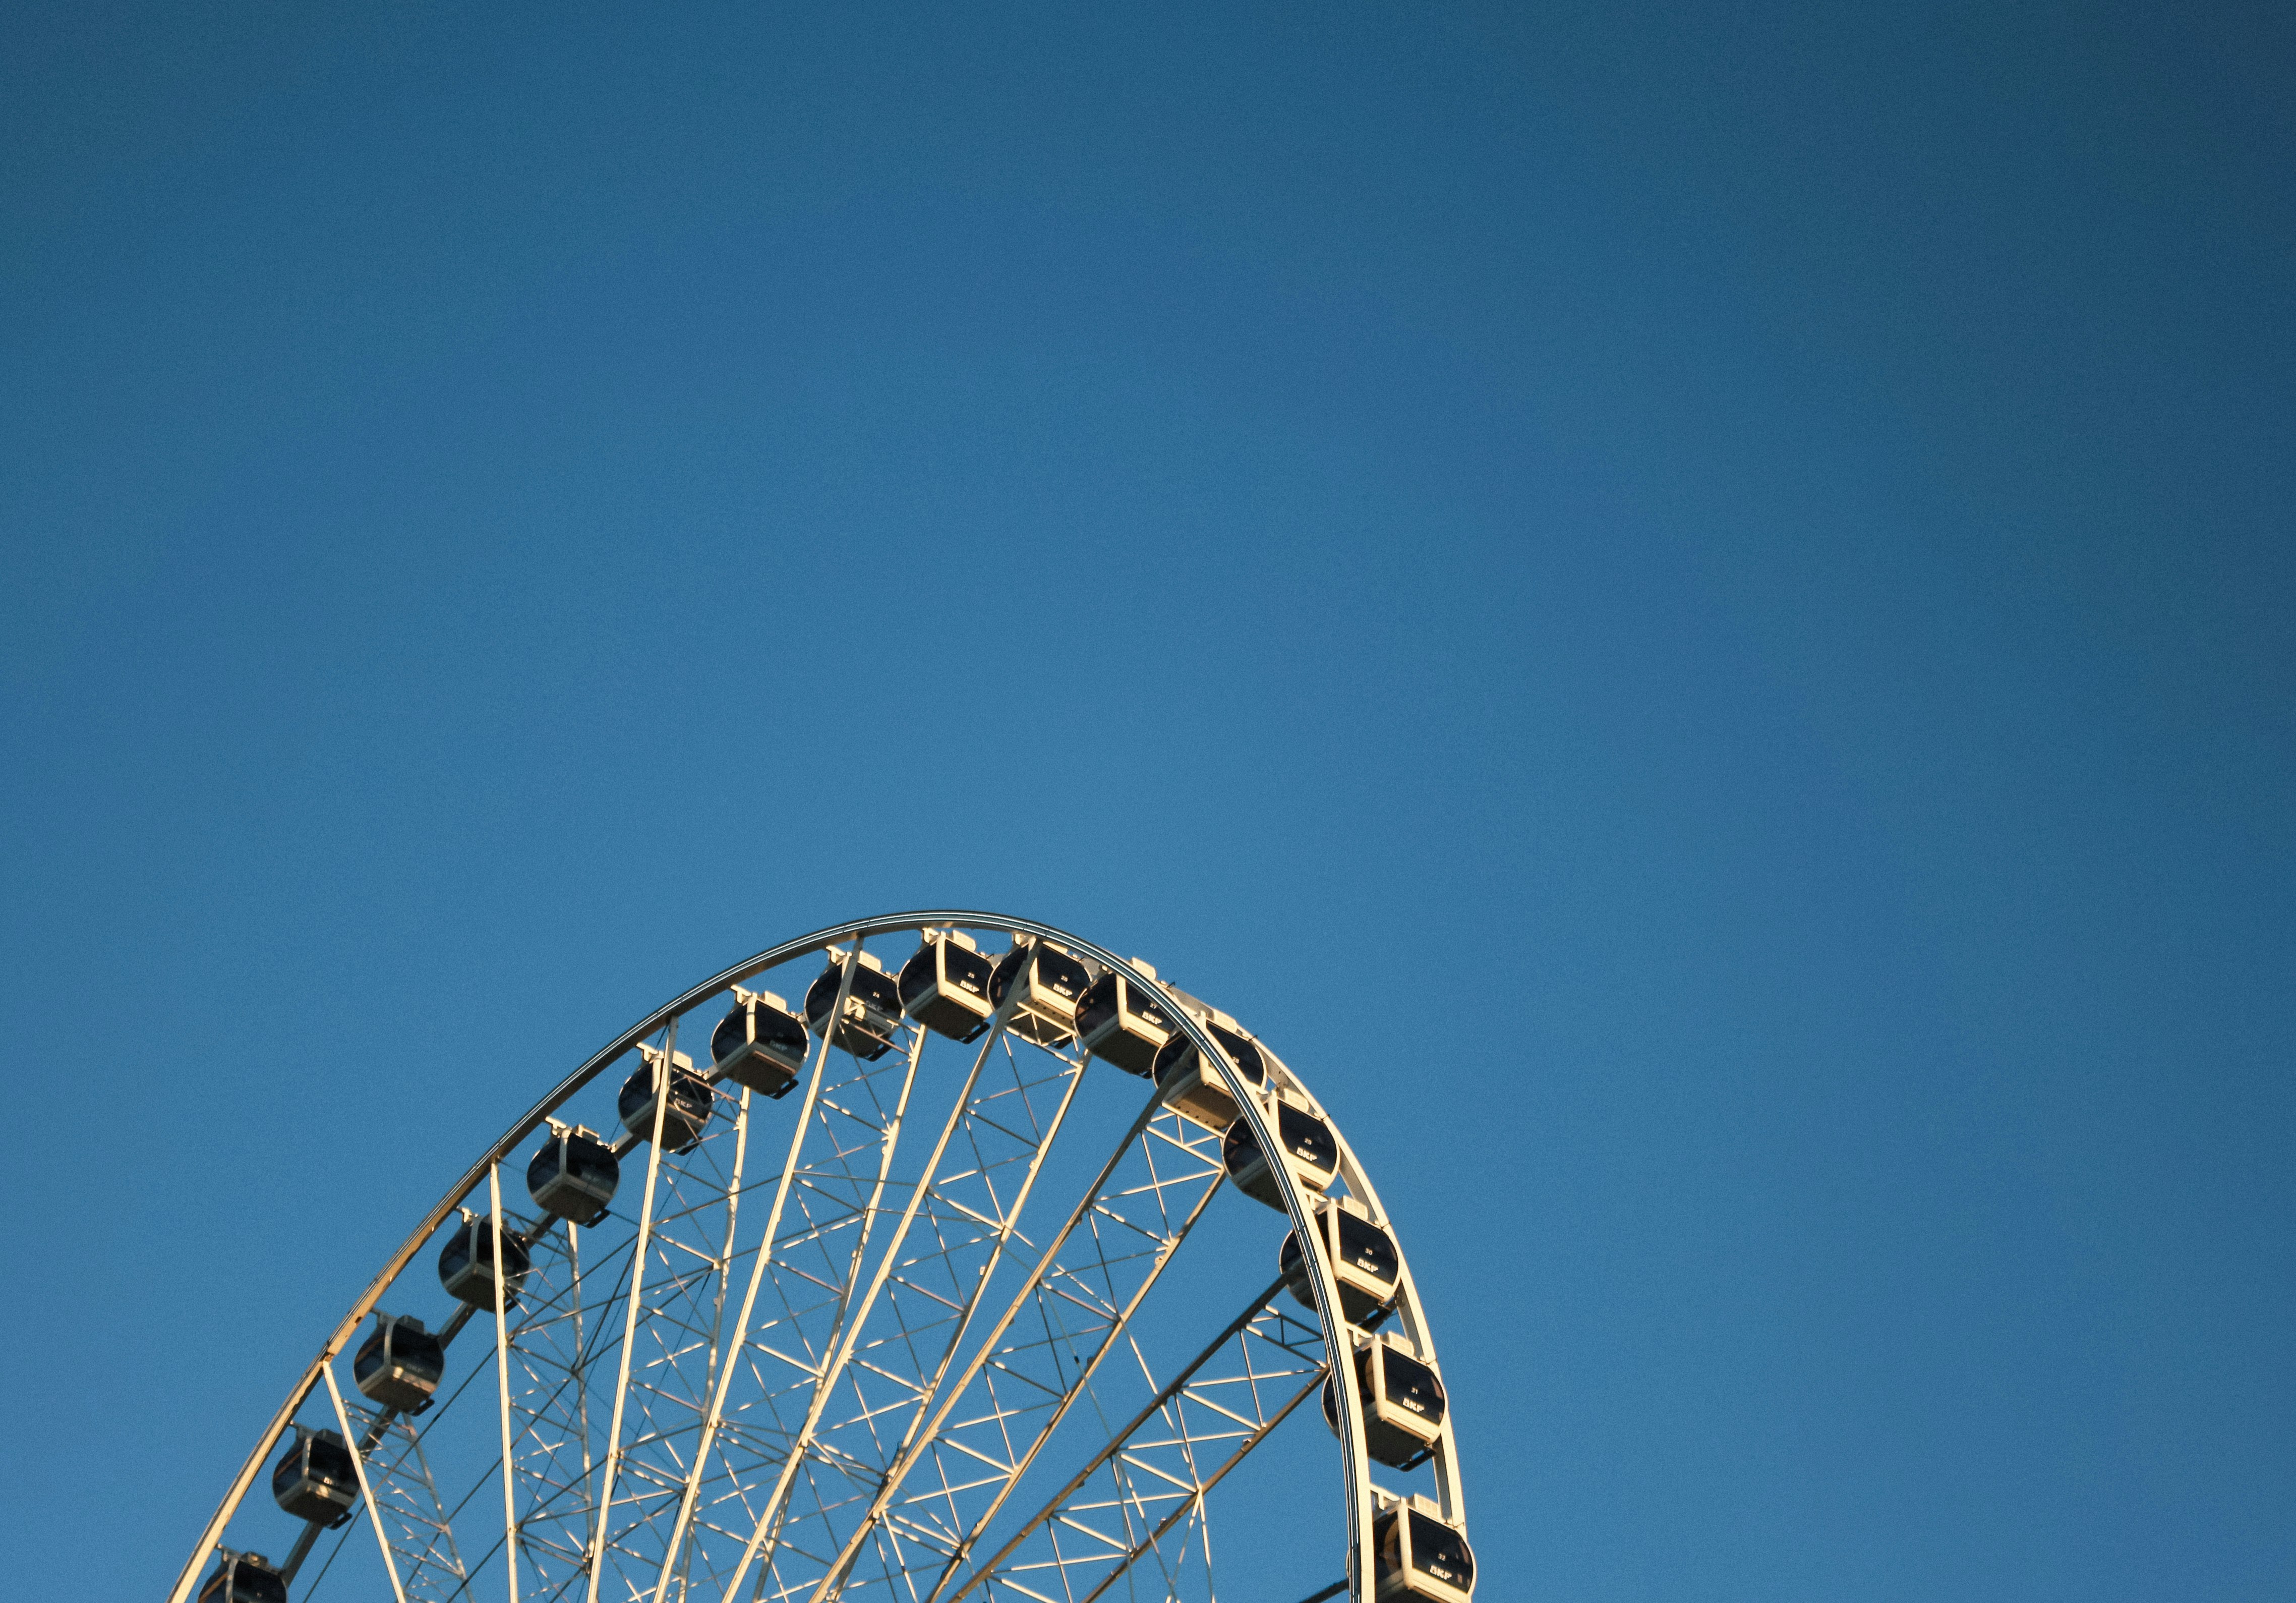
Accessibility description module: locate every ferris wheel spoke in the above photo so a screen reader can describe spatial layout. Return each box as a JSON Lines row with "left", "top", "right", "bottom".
{"left": 1068, "top": 1371, "right": 1320, "bottom": 1603}
{"left": 651, "top": 1055, "right": 820, "bottom": 1603}
{"left": 320, "top": 1361, "right": 414, "bottom": 1603}
{"left": 716, "top": 991, "right": 1031, "bottom": 1603}
{"left": 790, "top": 1089, "right": 1227, "bottom": 1603}
{"left": 188, "top": 917, "right": 1474, "bottom": 1603}
{"left": 902, "top": 1121, "right": 1228, "bottom": 1599}
{"left": 703, "top": 1030, "right": 1091, "bottom": 1603}
{"left": 584, "top": 1018, "right": 686, "bottom": 1603}
{"left": 814, "top": 1033, "right": 1093, "bottom": 1502}
{"left": 931, "top": 1280, "right": 1322, "bottom": 1603}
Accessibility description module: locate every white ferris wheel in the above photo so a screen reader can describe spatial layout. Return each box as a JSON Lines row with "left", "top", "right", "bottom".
{"left": 173, "top": 913, "right": 1477, "bottom": 1603}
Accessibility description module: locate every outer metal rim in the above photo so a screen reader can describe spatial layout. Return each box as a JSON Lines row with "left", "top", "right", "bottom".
{"left": 168, "top": 910, "right": 1458, "bottom": 1603}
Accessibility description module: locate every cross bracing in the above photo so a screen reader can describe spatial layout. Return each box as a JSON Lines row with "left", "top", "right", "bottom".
{"left": 174, "top": 915, "right": 1472, "bottom": 1603}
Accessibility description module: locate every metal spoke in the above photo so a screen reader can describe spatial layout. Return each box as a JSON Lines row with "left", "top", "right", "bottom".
{"left": 715, "top": 994, "right": 938, "bottom": 1600}
{"left": 175, "top": 914, "right": 1471, "bottom": 1603}
{"left": 587, "top": 1018, "right": 682, "bottom": 1603}
{"left": 1070, "top": 1375, "right": 1320, "bottom": 1603}
{"left": 649, "top": 1000, "right": 848, "bottom": 1600}
{"left": 792, "top": 1083, "right": 1225, "bottom": 1603}
{"left": 324, "top": 1361, "right": 414, "bottom": 1603}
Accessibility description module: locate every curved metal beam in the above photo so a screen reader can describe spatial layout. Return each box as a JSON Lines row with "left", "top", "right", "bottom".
{"left": 167, "top": 911, "right": 1429, "bottom": 1603}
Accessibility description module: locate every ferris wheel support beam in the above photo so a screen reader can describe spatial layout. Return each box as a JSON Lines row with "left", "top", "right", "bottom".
{"left": 584, "top": 1016, "right": 681, "bottom": 1603}
{"left": 664, "top": 1080, "right": 752, "bottom": 1602}
{"left": 1073, "top": 1370, "right": 1324, "bottom": 1603}
{"left": 693, "top": 974, "right": 936, "bottom": 1598}
{"left": 644, "top": 966, "right": 851, "bottom": 1603}
{"left": 712, "top": 988, "right": 1022, "bottom": 1602}
{"left": 788, "top": 1078, "right": 1225, "bottom": 1603}
{"left": 170, "top": 913, "right": 1454, "bottom": 1603}
{"left": 845, "top": 1038, "right": 1097, "bottom": 1557}
{"left": 490, "top": 1165, "right": 522, "bottom": 1603}
{"left": 929, "top": 1273, "right": 1290, "bottom": 1603}
{"left": 915, "top": 1124, "right": 1229, "bottom": 1603}
{"left": 321, "top": 1360, "right": 413, "bottom": 1603}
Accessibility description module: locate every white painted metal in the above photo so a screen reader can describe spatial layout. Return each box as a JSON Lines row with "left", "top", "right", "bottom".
{"left": 488, "top": 1166, "right": 520, "bottom": 1603}
{"left": 170, "top": 912, "right": 1468, "bottom": 1603}
{"left": 585, "top": 1017, "right": 680, "bottom": 1603}
{"left": 321, "top": 1362, "right": 412, "bottom": 1603}
{"left": 647, "top": 975, "right": 846, "bottom": 1602}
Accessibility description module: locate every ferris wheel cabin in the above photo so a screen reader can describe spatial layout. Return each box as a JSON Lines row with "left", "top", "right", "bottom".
{"left": 619, "top": 1046, "right": 713, "bottom": 1152}
{"left": 527, "top": 1122, "right": 620, "bottom": 1225}
{"left": 1222, "top": 1094, "right": 1339, "bottom": 1211}
{"left": 804, "top": 949, "right": 904, "bottom": 1059}
{"left": 270, "top": 1426, "right": 359, "bottom": 1526}
{"left": 988, "top": 938, "right": 1093, "bottom": 1047}
{"left": 1323, "top": 1332, "right": 1448, "bottom": 1468}
{"left": 711, "top": 989, "right": 808, "bottom": 1098}
{"left": 1074, "top": 962, "right": 1176, "bottom": 1074}
{"left": 1152, "top": 1017, "right": 1267, "bottom": 1132}
{"left": 199, "top": 1551, "right": 286, "bottom": 1603}
{"left": 353, "top": 1311, "right": 444, "bottom": 1412}
{"left": 1371, "top": 1497, "right": 1476, "bottom": 1603}
{"left": 898, "top": 930, "right": 996, "bottom": 1041}
{"left": 1280, "top": 1197, "right": 1402, "bottom": 1325}
{"left": 437, "top": 1213, "right": 534, "bottom": 1310}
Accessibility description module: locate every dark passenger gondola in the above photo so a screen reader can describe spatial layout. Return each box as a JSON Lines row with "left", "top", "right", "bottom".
{"left": 711, "top": 988, "right": 809, "bottom": 1098}
{"left": 898, "top": 929, "right": 997, "bottom": 1041}
{"left": 1221, "top": 1095, "right": 1339, "bottom": 1211}
{"left": 619, "top": 1045, "right": 713, "bottom": 1151}
{"left": 527, "top": 1121, "right": 620, "bottom": 1225}
{"left": 1074, "top": 961, "right": 1177, "bottom": 1075}
{"left": 1279, "top": 1197, "right": 1401, "bottom": 1325}
{"left": 1322, "top": 1333, "right": 1447, "bottom": 1467}
{"left": 803, "top": 949, "right": 904, "bottom": 1060}
{"left": 438, "top": 1212, "right": 533, "bottom": 1309}
{"left": 355, "top": 1311, "right": 445, "bottom": 1412}
{"left": 1370, "top": 1497, "right": 1476, "bottom": 1603}
{"left": 1151, "top": 1015, "right": 1267, "bottom": 1132}
{"left": 271, "top": 1426, "right": 359, "bottom": 1526}
{"left": 988, "top": 938, "right": 1094, "bottom": 1047}
{"left": 198, "top": 1551, "right": 287, "bottom": 1603}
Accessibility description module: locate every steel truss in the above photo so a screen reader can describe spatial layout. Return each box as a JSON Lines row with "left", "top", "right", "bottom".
{"left": 169, "top": 914, "right": 1471, "bottom": 1603}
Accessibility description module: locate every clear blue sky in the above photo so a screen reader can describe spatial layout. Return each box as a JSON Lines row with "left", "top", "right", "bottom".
{"left": 3, "top": 3, "right": 2291, "bottom": 1599}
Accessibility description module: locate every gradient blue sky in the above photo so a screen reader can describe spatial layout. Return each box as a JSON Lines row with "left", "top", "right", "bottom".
{"left": 3, "top": 4, "right": 2291, "bottom": 1599}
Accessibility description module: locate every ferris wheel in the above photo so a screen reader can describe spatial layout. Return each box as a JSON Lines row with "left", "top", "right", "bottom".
{"left": 173, "top": 912, "right": 1477, "bottom": 1603}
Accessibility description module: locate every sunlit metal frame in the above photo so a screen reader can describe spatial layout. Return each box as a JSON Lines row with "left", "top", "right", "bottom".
{"left": 167, "top": 911, "right": 1466, "bottom": 1603}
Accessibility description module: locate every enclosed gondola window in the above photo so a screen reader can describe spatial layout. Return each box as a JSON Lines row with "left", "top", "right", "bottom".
{"left": 1152, "top": 1018, "right": 1268, "bottom": 1132}
{"left": 1152, "top": 1021, "right": 1268, "bottom": 1092}
{"left": 272, "top": 1427, "right": 360, "bottom": 1525}
{"left": 710, "top": 1005, "right": 746, "bottom": 1065}
{"left": 898, "top": 931, "right": 997, "bottom": 1042}
{"left": 1402, "top": 1511, "right": 1475, "bottom": 1592}
{"left": 1280, "top": 1198, "right": 1401, "bottom": 1325}
{"left": 1076, "top": 964, "right": 1178, "bottom": 1075}
{"left": 803, "top": 951, "right": 904, "bottom": 1060}
{"left": 712, "top": 990, "right": 808, "bottom": 1098}
{"left": 618, "top": 1051, "right": 714, "bottom": 1152}
{"left": 1073, "top": 974, "right": 1120, "bottom": 1044}
{"left": 438, "top": 1215, "right": 534, "bottom": 1309}
{"left": 1376, "top": 1344, "right": 1446, "bottom": 1423}
{"left": 989, "top": 941, "right": 1093, "bottom": 1047}
{"left": 354, "top": 1312, "right": 444, "bottom": 1412}
{"left": 1324, "top": 1334, "right": 1447, "bottom": 1467}
{"left": 1336, "top": 1209, "right": 1400, "bottom": 1282}
{"left": 1369, "top": 1503, "right": 1476, "bottom": 1603}
{"left": 199, "top": 1552, "right": 287, "bottom": 1603}
{"left": 1222, "top": 1099, "right": 1339, "bottom": 1212}
{"left": 528, "top": 1124, "right": 620, "bottom": 1225}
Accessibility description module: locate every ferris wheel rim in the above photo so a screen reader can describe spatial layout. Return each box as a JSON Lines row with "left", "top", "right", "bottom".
{"left": 170, "top": 910, "right": 1462, "bottom": 1603}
